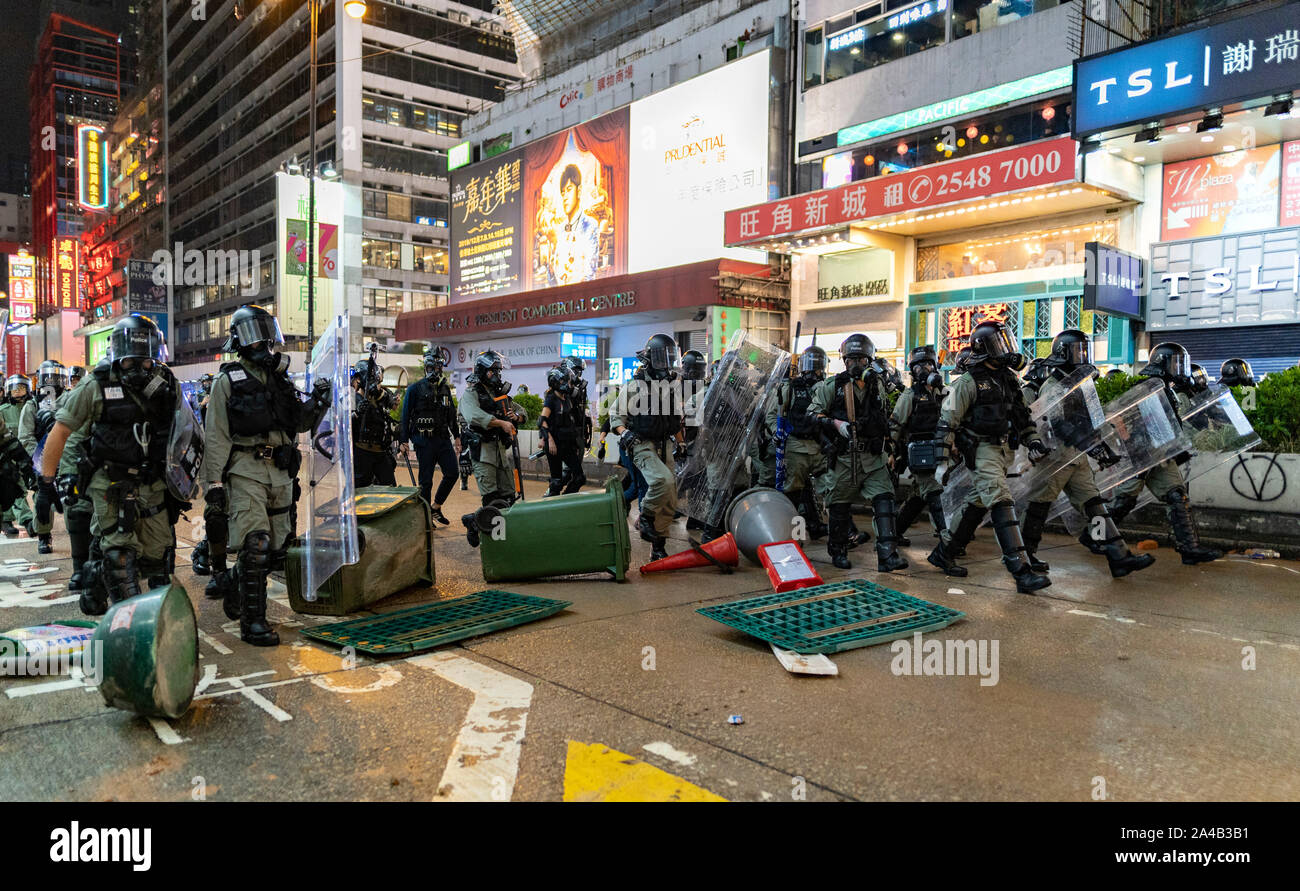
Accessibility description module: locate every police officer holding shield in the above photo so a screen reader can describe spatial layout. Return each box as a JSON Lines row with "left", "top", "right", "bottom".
{"left": 22, "top": 360, "right": 70, "bottom": 554}
{"left": 766, "top": 345, "right": 829, "bottom": 540}
{"left": 1019, "top": 330, "right": 1155, "bottom": 579}
{"left": 808, "top": 333, "right": 907, "bottom": 572}
{"left": 934, "top": 320, "right": 1051, "bottom": 593}
{"left": 459, "top": 350, "right": 527, "bottom": 546}
{"left": 610, "top": 334, "right": 686, "bottom": 562}
{"left": 202, "top": 305, "right": 331, "bottom": 646}
{"left": 397, "top": 346, "right": 459, "bottom": 524}
{"left": 40, "top": 315, "right": 188, "bottom": 613}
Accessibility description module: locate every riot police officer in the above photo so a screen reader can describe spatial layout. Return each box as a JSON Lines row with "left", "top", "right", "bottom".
{"left": 1109, "top": 342, "right": 1220, "bottom": 565}
{"left": 610, "top": 334, "right": 686, "bottom": 562}
{"left": 1019, "top": 330, "right": 1155, "bottom": 578}
{"left": 559, "top": 355, "right": 593, "bottom": 490}
{"left": 808, "top": 333, "right": 906, "bottom": 572}
{"left": 539, "top": 365, "right": 587, "bottom": 497}
{"left": 935, "top": 321, "right": 1051, "bottom": 593}
{"left": 1189, "top": 363, "right": 1211, "bottom": 393}
{"left": 23, "top": 360, "right": 70, "bottom": 554}
{"left": 53, "top": 362, "right": 95, "bottom": 599}
{"left": 678, "top": 350, "right": 709, "bottom": 530}
{"left": 352, "top": 356, "right": 398, "bottom": 488}
{"left": 1218, "top": 358, "right": 1255, "bottom": 388}
{"left": 397, "top": 346, "right": 459, "bottom": 524}
{"left": 202, "top": 305, "right": 330, "bottom": 646}
{"left": 68, "top": 366, "right": 85, "bottom": 388}
{"left": 890, "top": 345, "right": 963, "bottom": 573}
{"left": 767, "top": 345, "right": 829, "bottom": 541}
{"left": 194, "top": 372, "right": 215, "bottom": 422}
{"left": 40, "top": 316, "right": 188, "bottom": 612}
{"left": 459, "top": 350, "right": 526, "bottom": 546}
{"left": 1, "top": 375, "right": 33, "bottom": 536}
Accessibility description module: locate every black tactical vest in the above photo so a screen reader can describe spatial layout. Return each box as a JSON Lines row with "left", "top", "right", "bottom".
{"left": 88, "top": 366, "right": 173, "bottom": 472}
{"left": 788, "top": 377, "right": 820, "bottom": 439}
{"left": 625, "top": 373, "right": 680, "bottom": 441}
{"left": 967, "top": 366, "right": 1023, "bottom": 437}
{"left": 408, "top": 376, "right": 454, "bottom": 437}
{"left": 568, "top": 379, "right": 588, "bottom": 430}
{"left": 221, "top": 361, "right": 301, "bottom": 438}
{"left": 548, "top": 392, "right": 579, "bottom": 437}
{"left": 906, "top": 383, "right": 941, "bottom": 440}
{"left": 828, "top": 372, "right": 889, "bottom": 440}
{"left": 471, "top": 382, "right": 512, "bottom": 444}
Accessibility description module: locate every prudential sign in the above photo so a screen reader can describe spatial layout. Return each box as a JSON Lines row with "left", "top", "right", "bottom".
{"left": 1073, "top": 4, "right": 1300, "bottom": 139}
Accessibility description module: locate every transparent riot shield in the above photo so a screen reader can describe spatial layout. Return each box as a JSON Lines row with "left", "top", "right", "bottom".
{"left": 301, "top": 316, "right": 360, "bottom": 602}
{"left": 179, "top": 379, "right": 204, "bottom": 426}
{"left": 164, "top": 393, "right": 204, "bottom": 501}
{"left": 675, "top": 330, "right": 790, "bottom": 530}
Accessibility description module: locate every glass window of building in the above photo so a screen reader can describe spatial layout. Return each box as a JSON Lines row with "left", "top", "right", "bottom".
{"left": 362, "top": 238, "right": 401, "bottom": 269}
{"left": 951, "top": 0, "right": 1061, "bottom": 41}
{"left": 412, "top": 244, "right": 448, "bottom": 274}
{"left": 803, "top": 27, "right": 824, "bottom": 88}
{"left": 822, "top": 1, "right": 948, "bottom": 82}
{"left": 915, "top": 219, "right": 1118, "bottom": 282}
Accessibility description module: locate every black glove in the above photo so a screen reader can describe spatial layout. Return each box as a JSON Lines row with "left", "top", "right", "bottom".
{"left": 36, "top": 477, "right": 60, "bottom": 521}
{"left": 1086, "top": 442, "right": 1122, "bottom": 469}
{"left": 206, "top": 485, "right": 227, "bottom": 512}
{"left": 55, "top": 474, "right": 79, "bottom": 507}
{"left": 619, "top": 429, "right": 641, "bottom": 453}
{"left": 311, "top": 378, "right": 333, "bottom": 410}
{"left": 1026, "top": 439, "right": 1051, "bottom": 462}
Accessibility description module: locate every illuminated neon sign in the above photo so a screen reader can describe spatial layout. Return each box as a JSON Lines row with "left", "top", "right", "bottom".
{"left": 78, "top": 125, "right": 108, "bottom": 210}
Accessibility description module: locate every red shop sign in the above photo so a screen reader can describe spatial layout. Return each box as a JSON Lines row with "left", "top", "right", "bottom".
{"left": 724, "top": 136, "right": 1078, "bottom": 245}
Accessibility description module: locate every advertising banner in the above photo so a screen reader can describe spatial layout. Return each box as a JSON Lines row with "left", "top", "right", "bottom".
{"left": 78, "top": 124, "right": 108, "bottom": 210}
{"left": 1073, "top": 3, "right": 1300, "bottom": 138}
{"left": 5, "top": 333, "right": 25, "bottom": 376}
{"left": 1282, "top": 140, "right": 1300, "bottom": 228}
{"left": 275, "top": 173, "right": 344, "bottom": 337}
{"left": 451, "top": 51, "right": 772, "bottom": 300}
{"left": 53, "top": 238, "right": 80, "bottom": 312}
{"left": 1161, "top": 145, "right": 1281, "bottom": 240}
{"left": 1083, "top": 243, "right": 1144, "bottom": 319}
{"left": 724, "top": 136, "right": 1077, "bottom": 245}
{"left": 127, "top": 259, "right": 167, "bottom": 314}
{"left": 7, "top": 254, "right": 36, "bottom": 324}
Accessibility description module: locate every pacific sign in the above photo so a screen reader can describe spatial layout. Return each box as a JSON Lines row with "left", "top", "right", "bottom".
{"left": 1073, "top": 3, "right": 1300, "bottom": 138}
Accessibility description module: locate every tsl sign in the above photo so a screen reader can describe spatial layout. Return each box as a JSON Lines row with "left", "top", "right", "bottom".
{"left": 1073, "top": 4, "right": 1300, "bottom": 139}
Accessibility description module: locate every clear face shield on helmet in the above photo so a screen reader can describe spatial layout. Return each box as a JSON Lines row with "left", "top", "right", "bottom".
{"left": 1057, "top": 339, "right": 1091, "bottom": 368}
{"left": 110, "top": 325, "right": 168, "bottom": 367}
{"left": 233, "top": 313, "right": 285, "bottom": 351}
{"left": 798, "top": 349, "right": 827, "bottom": 376}
{"left": 642, "top": 343, "right": 680, "bottom": 377}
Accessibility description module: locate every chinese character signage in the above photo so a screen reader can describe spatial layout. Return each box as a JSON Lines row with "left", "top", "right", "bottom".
{"left": 275, "top": 173, "right": 344, "bottom": 337}
{"left": 1073, "top": 5, "right": 1300, "bottom": 139}
{"left": 1083, "top": 243, "right": 1144, "bottom": 320}
{"left": 817, "top": 245, "right": 893, "bottom": 302}
{"left": 451, "top": 50, "right": 772, "bottom": 300}
{"left": 53, "top": 239, "right": 80, "bottom": 312}
{"left": 943, "top": 303, "right": 1011, "bottom": 356}
{"left": 7, "top": 254, "right": 36, "bottom": 324}
{"left": 725, "top": 137, "right": 1076, "bottom": 245}
{"left": 1161, "top": 145, "right": 1282, "bottom": 240}
{"left": 1282, "top": 140, "right": 1300, "bottom": 227}
{"left": 78, "top": 125, "right": 108, "bottom": 210}
{"left": 127, "top": 259, "right": 167, "bottom": 314}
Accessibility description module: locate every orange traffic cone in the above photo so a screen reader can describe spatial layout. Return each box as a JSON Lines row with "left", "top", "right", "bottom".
{"left": 639, "top": 533, "right": 740, "bottom": 574}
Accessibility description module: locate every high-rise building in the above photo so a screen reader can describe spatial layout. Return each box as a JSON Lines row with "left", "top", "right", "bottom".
{"left": 165, "top": 0, "right": 521, "bottom": 366}
{"left": 28, "top": 13, "right": 121, "bottom": 320}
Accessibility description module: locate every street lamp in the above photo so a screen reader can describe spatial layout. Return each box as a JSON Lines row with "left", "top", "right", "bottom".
{"left": 306, "top": 0, "right": 366, "bottom": 348}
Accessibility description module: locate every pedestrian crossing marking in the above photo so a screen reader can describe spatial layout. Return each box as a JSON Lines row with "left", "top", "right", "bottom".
{"left": 562, "top": 740, "right": 727, "bottom": 802}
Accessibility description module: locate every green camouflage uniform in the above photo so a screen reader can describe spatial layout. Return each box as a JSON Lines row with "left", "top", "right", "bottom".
{"left": 0, "top": 399, "right": 33, "bottom": 527}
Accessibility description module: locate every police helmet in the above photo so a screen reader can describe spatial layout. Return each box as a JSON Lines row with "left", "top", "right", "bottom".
{"left": 225, "top": 304, "right": 283, "bottom": 353}
{"left": 953, "top": 347, "right": 974, "bottom": 375}
{"left": 198, "top": 372, "right": 214, "bottom": 392}
{"left": 69, "top": 365, "right": 86, "bottom": 385}
{"left": 1047, "top": 329, "right": 1090, "bottom": 370}
{"left": 109, "top": 314, "right": 167, "bottom": 364}
{"left": 546, "top": 365, "right": 572, "bottom": 393}
{"left": 1104, "top": 368, "right": 1125, "bottom": 379}
{"left": 681, "top": 349, "right": 707, "bottom": 381}
{"left": 798, "top": 345, "right": 829, "bottom": 377}
{"left": 423, "top": 345, "right": 446, "bottom": 377}
{"left": 1024, "top": 357, "right": 1051, "bottom": 387}
{"left": 967, "top": 320, "right": 1019, "bottom": 365}
{"left": 1189, "top": 363, "right": 1210, "bottom": 393}
{"left": 37, "top": 359, "right": 69, "bottom": 392}
{"left": 473, "top": 350, "right": 509, "bottom": 394}
{"left": 5, "top": 374, "right": 30, "bottom": 396}
{"left": 637, "top": 333, "right": 679, "bottom": 380}
{"left": 1138, "top": 342, "right": 1192, "bottom": 383}
{"left": 906, "top": 345, "right": 937, "bottom": 380}
{"left": 352, "top": 357, "right": 382, "bottom": 388}
{"left": 561, "top": 355, "right": 586, "bottom": 377}
{"left": 838, "top": 333, "right": 876, "bottom": 367}
{"left": 1218, "top": 357, "right": 1255, "bottom": 388}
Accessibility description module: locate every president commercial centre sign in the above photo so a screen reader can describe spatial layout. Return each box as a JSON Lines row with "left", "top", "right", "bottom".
{"left": 421, "top": 290, "right": 638, "bottom": 335}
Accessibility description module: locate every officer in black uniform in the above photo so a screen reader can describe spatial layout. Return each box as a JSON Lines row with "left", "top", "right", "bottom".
{"left": 202, "top": 305, "right": 330, "bottom": 646}
{"left": 1218, "top": 358, "right": 1254, "bottom": 388}
{"left": 678, "top": 349, "right": 709, "bottom": 531}
{"left": 351, "top": 356, "right": 398, "bottom": 488}
{"left": 397, "top": 346, "right": 459, "bottom": 524}
{"left": 560, "top": 355, "right": 592, "bottom": 485}
{"left": 539, "top": 365, "right": 587, "bottom": 497}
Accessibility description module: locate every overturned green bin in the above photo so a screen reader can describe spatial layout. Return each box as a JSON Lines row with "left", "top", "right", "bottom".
{"left": 477, "top": 477, "right": 630, "bottom": 582}
{"left": 92, "top": 582, "right": 199, "bottom": 720}
{"left": 288, "top": 486, "right": 435, "bottom": 616}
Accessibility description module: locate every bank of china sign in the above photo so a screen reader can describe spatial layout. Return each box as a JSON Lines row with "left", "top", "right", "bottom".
{"left": 1073, "top": 4, "right": 1300, "bottom": 139}
{"left": 1147, "top": 227, "right": 1300, "bottom": 330}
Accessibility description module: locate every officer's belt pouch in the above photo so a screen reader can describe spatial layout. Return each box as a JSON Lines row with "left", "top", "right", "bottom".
{"left": 272, "top": 444, "right": 302, "bottom": 473}
{"left": 466, "top": 431, "right": 482, "bottom": 462}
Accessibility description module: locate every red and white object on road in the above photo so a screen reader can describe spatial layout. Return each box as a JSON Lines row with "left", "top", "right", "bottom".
{"left": 757, "top": 541, "right": 822, "bottom": 593}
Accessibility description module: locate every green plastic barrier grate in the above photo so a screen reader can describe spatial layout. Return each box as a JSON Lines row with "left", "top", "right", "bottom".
{"left": 300, "top": 590, "right": 572, "bottom": 655}
{"left": 697, "top": 579, "right": 965, "bottom": 654}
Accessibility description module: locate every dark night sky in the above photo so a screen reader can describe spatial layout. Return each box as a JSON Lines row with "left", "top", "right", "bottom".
{"left": 0, "top": 1, "right": 42, "bottom": 190}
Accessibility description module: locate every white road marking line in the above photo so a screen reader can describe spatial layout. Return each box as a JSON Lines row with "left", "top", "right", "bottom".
{"left": 407, "top": 651, "right": 533, "bottom": 802}
{"left": 1067, "top": 609, "right": 1137, "bottom": 624}
{"left": 196, "top": 629, "right": 233, "bottom": 655}
{"left": 4, "top": 669, "right": 92, "bottom": 698}
{"left": 642, "top": 741, "right": 698, "bottom": 767}
{"left": 195, "top": 672, "right": 292, "bottom": 722}
{"left": 148, "top": 718, "right": 186, "bottom": 745}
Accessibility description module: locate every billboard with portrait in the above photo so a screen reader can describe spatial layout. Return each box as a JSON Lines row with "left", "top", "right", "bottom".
{"left": 450, "top": 50, "right": 771, "bottom": 300}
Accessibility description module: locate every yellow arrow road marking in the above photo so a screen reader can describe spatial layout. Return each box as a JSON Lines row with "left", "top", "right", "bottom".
{"left": 563, "top": 741, "right": 727, "bottom": 802}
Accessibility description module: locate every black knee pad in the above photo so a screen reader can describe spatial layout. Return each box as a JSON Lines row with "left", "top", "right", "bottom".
{"left": 239, "top": 531, "right": 273, "bottom": 573}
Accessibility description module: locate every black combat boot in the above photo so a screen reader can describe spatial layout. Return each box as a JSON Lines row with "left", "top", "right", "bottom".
{"left": 191, "top": 539, "right": 212, "bottom": 575}
{"left": 893, "top": 495, "right": 926, "bottom": 548}
{"left": 650, "top": 536, "right": 668, "bottom": 562}
{"left": 37, "top": 534, "right": 52, "bottom": 555}
{"left": 1020, "top": 500, "right": 1052, "bottom": 572}
{"left": 827, "top": 503, "right": 853, "bottom": 570}
{"left": 102, "top": 547, "right": 143, "bottom": 605}
{"left": 76, "top": 558, "right": 106, "bottom": 616}
{"left": 1109, "top": 492, "right": 1139, "bottom": 524}
{"left": 1, "top": 520, "right": 17, "bottom": 537}
{"left": 871, "top": 495, "right": 909, "bottom": 572}
{"left": 846, "top": 519, "right": 869, "bottom": 549}
{"left": 235, "top": 532, "right": 279, "bottom": 646}
{"left": 990, "top": 501, "right": 1051, "bottom": 594}
{"left": 924, "top": 493, "right": 967, "bottom": 577}
{"left": 461, "top": 513, "right": 481, "bottom": 548}
{"left": 638, "top": 512, "right": 659, "bottom": 545}
{"left": 1083, "top": 499, "right": 1155, "bottom": 577}
{"left": 66, "top": 510, "right": 92, "bottom": 594}
{"left": 1165, "top": 487, "right": 1221, "bottom": 565}
{"left": 701, "top": 525, "right": 725, "bottom": 545}
{"left": 946, "top": 503, "right": 987, "bottom": 558}
{"left": 801, "top": 489, "right": 828, "bottom": 540}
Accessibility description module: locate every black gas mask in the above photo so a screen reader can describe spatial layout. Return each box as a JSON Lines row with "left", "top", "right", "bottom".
{"left": 247, "top": 341, "right": 290, "bottom": 374}
{"left": 120, "top": 359, "right": 158, "bottom": 391}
